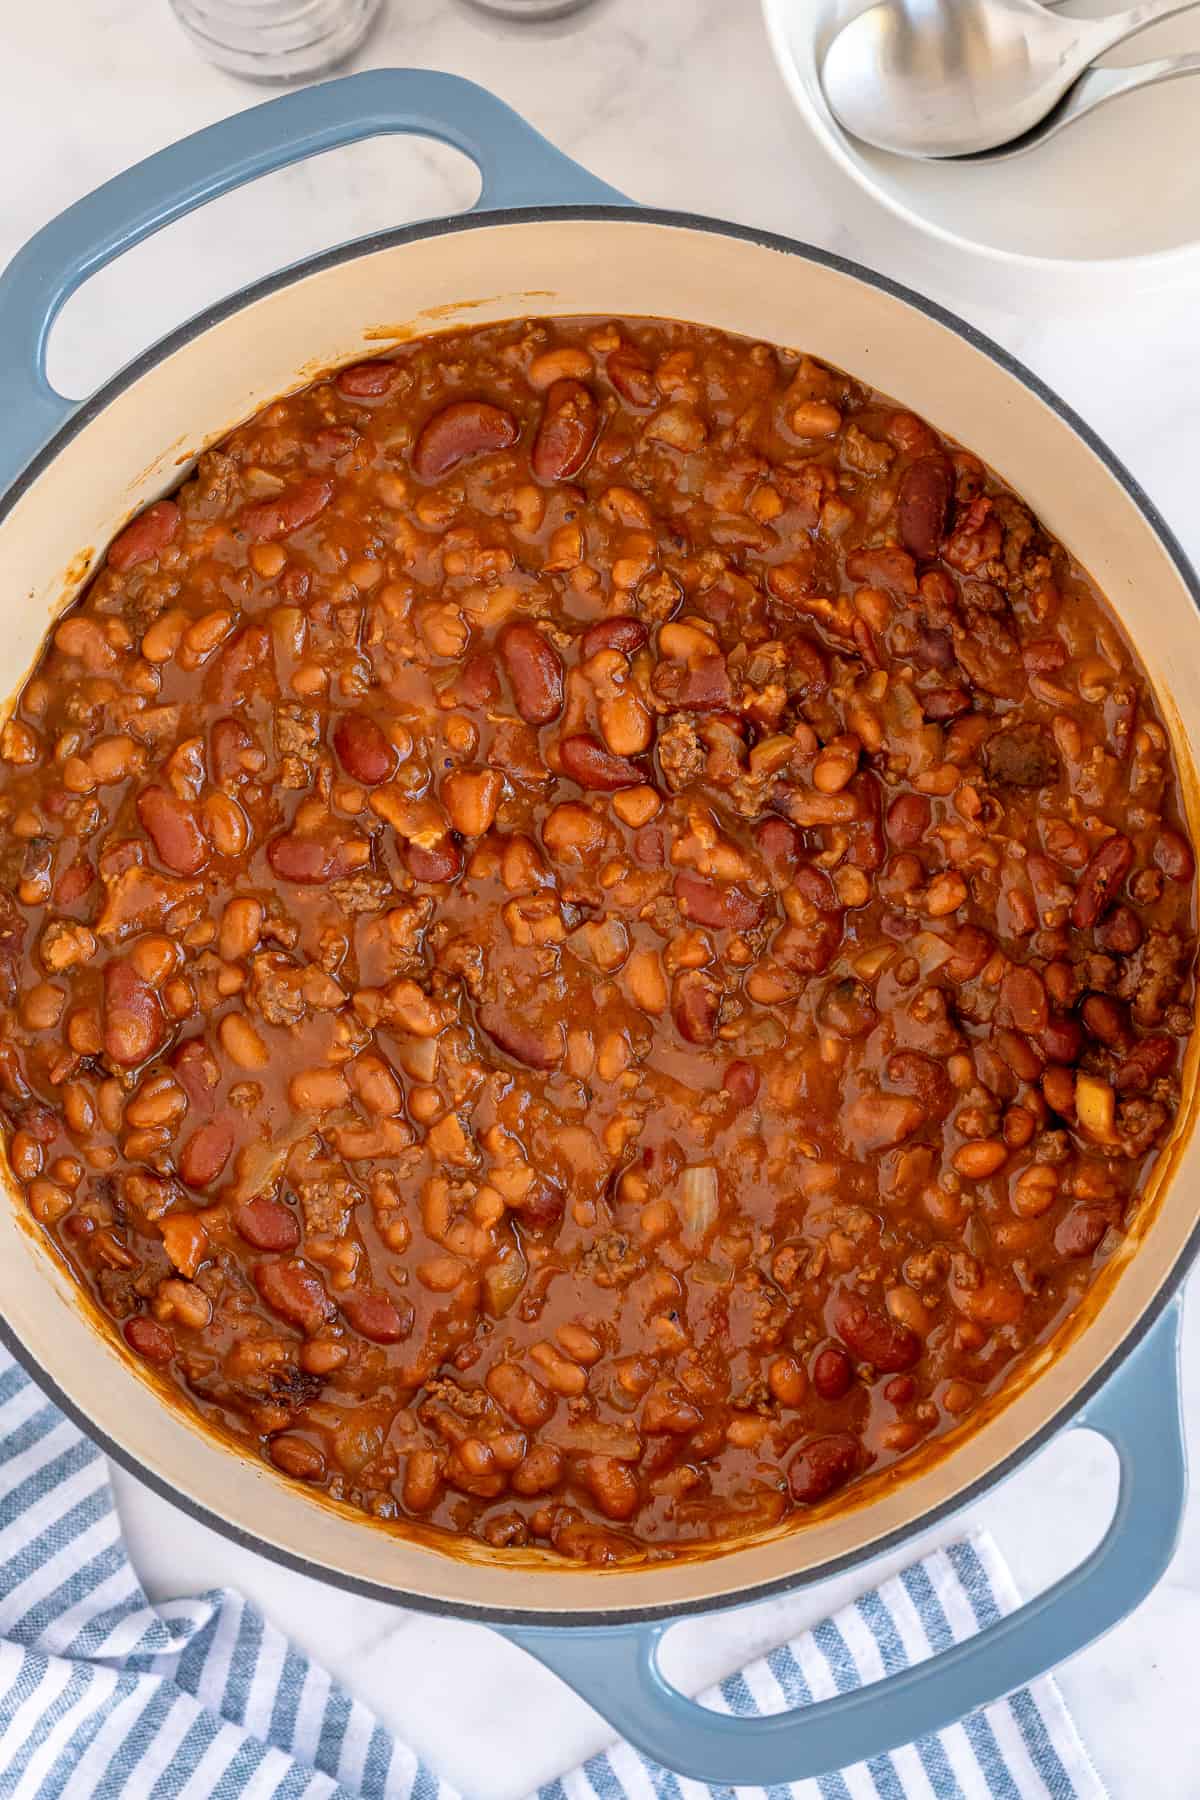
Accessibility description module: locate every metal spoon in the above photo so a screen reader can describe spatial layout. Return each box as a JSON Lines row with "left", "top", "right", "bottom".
{"left": 958, "top": 50, "right": 1200, "bottom": 159}
{"left": 821, "top": 0, "right": 1200, "bottom": 158}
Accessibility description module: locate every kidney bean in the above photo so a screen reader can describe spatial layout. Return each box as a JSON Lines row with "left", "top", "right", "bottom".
{"left": 580, "top": 617, "right": 648, "bottom": 660}
{"left": 123, "top": 1316, "right": 174, "bottom": 1363}
{"left": 812, "top": 1345, "right": 853, "bottom": 1401}
{"left": 1000, "top": 966, "right": 1048, "bottom": 1034}
{"left": 672, "top": 970, "right": 721, "bottom": 1044}
{"left": 236, "top": 1195, "right": 301, "bottom": 1252}
{"left": 177, "top": 1119, "right": 234, "bottom": 1189}
{"left": 270, "top": 1435, "right": 327, "bottom": 1481}
{"left": 1023, "top": 636, "right": 1067, "bottom": 675}
{"left": 532, "top": 380, "right": 600, "bottom": 482}
{"left": 819, "top": 978, "right": 877, "bottom": 1038}
{"left": 832, "top": 1289, "right": 920, "bottom": 1373}
{"left": 137, "top": 785, "right": 208, "bottom": 876}
{"left": 266, "top": 834, "right": 349, "bottom": 885}
{"left": 921, "top": 687, "right": 972, "bottom": 723}
{"left": 412, "top": 400, "right": 518, "bottom": 480}
{"left": 499, "top": 622, "right": 565, "bottom": 725}
{"left": 913, "top": 627, "right": 955, "bottom": 671}
{"left": 209, "top": 717, "right": 254, "bottom": 785}
{"left": 108, "top": 501, "right": 180, "bottom": 572}
{"left": 341, "top": 1290, "right": 413, "bottom": 1343}
{"left": 1040, "top": 1015, "right": 1084, "bottom": 1065}
{"left": 723, "top": 1060, "right": 760, "bottom": 1109}
{"left": 459, "top": 652, "right": 501, "bottom": 707}
{"left": 651, "top": 655, "right": 732, "bottom": 712}
{"left": 239, "top": 477, "right": 333, "bottom": 542}
{"left": 755, "top": 815, "right": 803, "bottom": 876}
{"left": 886, "top": 792, "right": 932, "bottom": 849}
{"left": 172, "top": 1038, "right": 219, "bottom": 1110}
{"left": 897, "top": 453, "right": 954, "bottom": 559}
{"left": 1113, "top": 1034, "right": 1175, "bottom": 1093}
{"left": 1081, "top": 994, "right": 1128, "bottom": 1047}
{"left": 1054, "top": 1205, "right": 1111, "bottom": 1259}
{"left": 845, "top": 545, "right": 917, "bottom": 596}
{"left": 54, "top": 859, "right": 93, "bottom": 908}
{"left": 887, "top": 1050, "right": 952, "bottom": 1121}
{"left": 335, "top": 360, "right": 396, "bottom": 397}
{"left": 405, "top": 837, "right": 463, "bottom": 884}
{"left": 606, "top": 347, "right": 657, "bottom": 407}
{"left": 788, "top": 1433, "right": 859, "bottom": 1504}
{"left": 1071, "top": 834, "right": 1133, "bottom": 929}
{"left": 253, "top": 1258, "right": 332, "bottom": 1334}
{"left": 674, "top": 870, "right": 763, "bottom": 931}
{"left": 1096, "top": 905, "right": 1143, "bottom": 954}
{"left": 510, "top": 1175, "right": 566, "bottom": 1231}
{"left": 477, "top": 1004, "right": 564, "bottom": 1070}
{"left": 558, "top": 733, "right": 641, "bottom": 791}
{"left": 103, "top": 960, "right": 165, "bottom": 1068}
{"left": 1154, "top": 829, "right": 1195, "bottom": 883}
{"left": 333, "top": 713, "right": 396, "bottom": 786}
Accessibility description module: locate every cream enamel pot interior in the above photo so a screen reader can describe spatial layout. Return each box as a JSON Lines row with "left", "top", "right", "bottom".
{"left": 0, "top": 70, "right": 1196, "bottom": 1786}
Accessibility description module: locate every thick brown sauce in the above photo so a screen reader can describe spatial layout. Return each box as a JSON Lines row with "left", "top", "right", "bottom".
{"left": 0, "top": 316, "right": 1193, "bottom": 1567}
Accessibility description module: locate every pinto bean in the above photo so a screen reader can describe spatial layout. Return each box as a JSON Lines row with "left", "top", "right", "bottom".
{"left": 412, "top": 400, "right": 519, "bottom": 480}
{"left": 531, "top": 380, "right": 599, "bottom": 482}
{"left": 499, "top": 622, "right": 565, "bottom": 725}
{"left": 108, "top": 501, "right": 180, "bottom": 572}
{"left": 137, "top": 786, "right": 208, "bottom": 875}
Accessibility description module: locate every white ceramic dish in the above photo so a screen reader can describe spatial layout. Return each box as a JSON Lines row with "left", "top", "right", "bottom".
{"left": 762, "top": 0, "right": 1200, "bottom": 268}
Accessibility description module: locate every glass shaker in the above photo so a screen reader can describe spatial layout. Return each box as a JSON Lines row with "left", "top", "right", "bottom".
{"left": 169, "top": 0, "right": 383, "bottom": 82}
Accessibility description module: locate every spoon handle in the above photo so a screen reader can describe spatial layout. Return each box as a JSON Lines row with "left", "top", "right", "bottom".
{"left": 1094, "top": 0, "right": 1200, "bottom": 55}
{"left": 981, "top": 51, "right": 1200, "bottom": 159}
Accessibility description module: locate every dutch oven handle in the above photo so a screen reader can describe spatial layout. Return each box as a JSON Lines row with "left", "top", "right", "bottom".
{"left": 502, "top": 1298, "right": 1186, "bottom": 1785}
{"left": 0, "top": 68, "right": 628, "bottom": 493}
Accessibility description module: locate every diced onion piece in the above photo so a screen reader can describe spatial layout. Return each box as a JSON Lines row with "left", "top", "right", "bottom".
{"left": 912, "top": 930, "right": 955, "bottom": 977}
{"left": 1075, "top": 1074, "right": 1116, "bottom": 1142}
{"left": 552, "top": 1418, "right": 643, "bottom": 1460}
{"left": 680, "top": 1165, "right": 720, "bottom": 1243}
{"left": 853, "top": 943, "right": 897, "bottom": 980}
{"left": 482, "top": 1243, "right": 527, "bottom": 1317}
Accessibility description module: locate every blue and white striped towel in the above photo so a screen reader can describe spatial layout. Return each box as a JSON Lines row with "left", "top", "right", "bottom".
{"left": 0, "top": 1342, "right": 1107, "bottom": 1799}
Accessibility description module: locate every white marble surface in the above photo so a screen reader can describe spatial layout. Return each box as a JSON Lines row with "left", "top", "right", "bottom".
{"left": 3, "top": 2, "right": 1200, "bottom": 1794}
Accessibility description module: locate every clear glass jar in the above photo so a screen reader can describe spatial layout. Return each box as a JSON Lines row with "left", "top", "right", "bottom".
{"left": 463, "top": 0, "right": 598, "bottom": 16}
{"left": 169, "top": 0, "right": 383, "bottom": 82}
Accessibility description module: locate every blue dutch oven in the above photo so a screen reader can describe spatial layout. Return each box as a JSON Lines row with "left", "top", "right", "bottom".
{"left": 0, "top": 69, "right": 1196, "bottom": 1787}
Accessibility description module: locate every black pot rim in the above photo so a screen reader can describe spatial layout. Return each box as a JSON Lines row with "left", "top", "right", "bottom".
{"left": 2, "top": 201, "right": 1198, "bottom": 1630}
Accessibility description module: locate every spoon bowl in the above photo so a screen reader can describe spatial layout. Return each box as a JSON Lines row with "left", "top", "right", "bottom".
{"left": 821, "top": 0, "right": 1200, "bottom": 158}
